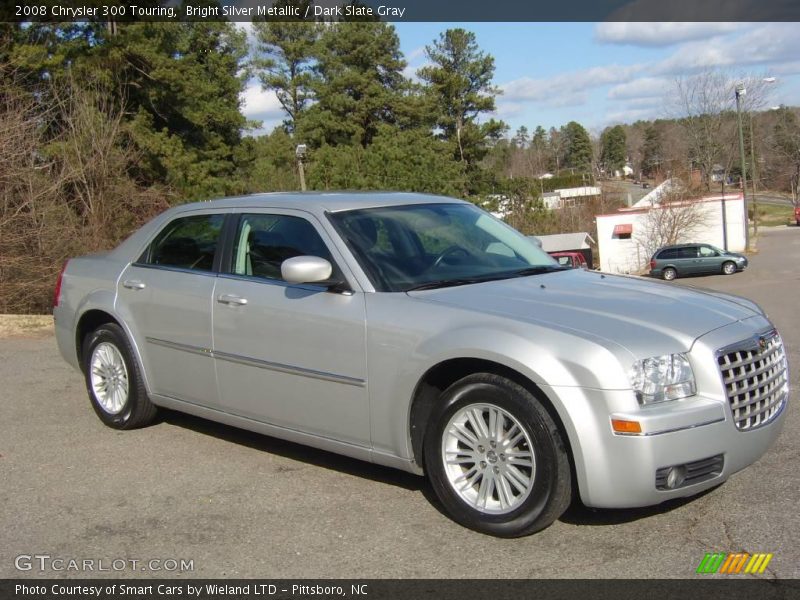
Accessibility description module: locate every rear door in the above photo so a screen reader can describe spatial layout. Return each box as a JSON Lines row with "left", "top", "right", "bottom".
{"left": 675, "top": 246, "right": 700, "bottom": 274}
{"left": 211, "top": 210, "right": 370, "bottom": 446}
{"left": 116, "top": 211, "right": 227, "bottom": 408}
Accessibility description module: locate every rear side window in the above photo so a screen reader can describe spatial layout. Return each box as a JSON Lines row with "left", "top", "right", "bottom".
{"left": 657, "top": 248, "right": 678, "bottom": 259}
{"left": 677, "top": 247, "right": 698, "bottom": 258}
{"left": 145, "top": 214, "right": 225, "bottom": 272}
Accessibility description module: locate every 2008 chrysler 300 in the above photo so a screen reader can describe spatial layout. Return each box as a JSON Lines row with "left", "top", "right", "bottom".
{"left": 54, "top": 193, "right": 788, "bottom": 537}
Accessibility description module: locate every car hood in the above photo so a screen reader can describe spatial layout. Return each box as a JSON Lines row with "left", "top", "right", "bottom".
{"left": 408, "top": 269, "right": 762, "bottom": 357}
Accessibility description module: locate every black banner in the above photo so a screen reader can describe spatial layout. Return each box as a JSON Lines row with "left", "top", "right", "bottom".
{"left": 3, "top": 0, "right": 800, "bottom": 23}
{"left": 1, "top": 580, "right": 800, "bottom": 600}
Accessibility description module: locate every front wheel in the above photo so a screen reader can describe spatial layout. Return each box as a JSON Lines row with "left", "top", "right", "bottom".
{"left": 722, "top": 261, "right": 737, "bottom": 275}
{"left": 424, "top": 374, "right": 572, "bottom": 537}
{"left": 82, "top": 323, "right": 157, "bottom": 429}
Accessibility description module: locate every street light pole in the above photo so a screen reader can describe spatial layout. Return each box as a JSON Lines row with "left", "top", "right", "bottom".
{"left": 749, "top": 77, "right": 777, "bottom": 238}
{"left": 735, "top": 84, "right": 749, "bottom": 251}
{"left": 295, "top": 144, "right": 307, "bottom": 191}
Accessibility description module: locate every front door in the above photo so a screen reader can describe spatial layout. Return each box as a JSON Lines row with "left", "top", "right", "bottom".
{"left": 212, "top": 211, "right": 369, "bottom": 447}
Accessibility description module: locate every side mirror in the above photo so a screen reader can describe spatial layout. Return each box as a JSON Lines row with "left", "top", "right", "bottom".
{"left": 281, "top": 256, "right": 333, "bottom": 284}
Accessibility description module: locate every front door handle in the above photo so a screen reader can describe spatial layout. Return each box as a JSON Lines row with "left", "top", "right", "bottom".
{"left": 217, "top": 294, "right": 248, "bottom": 306}
{"left": 123, "top": 279, "right": 146, "bottom": 290}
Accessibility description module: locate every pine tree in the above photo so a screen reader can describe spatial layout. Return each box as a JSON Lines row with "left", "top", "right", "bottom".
{"left": 418, "top": 28, "right": 505, "bottom": 184}
{"left": 600, "top": 125, "right": 627, "bottom": 173}
{"left": 641, "top": 124, "right": 665, "bottom": 177}
{"left": 563, "top": 121, "right": 593, "bottom": 171}
{"left": 252, "top": 0, "right": 320, "bottom": 133}
{"left": 302, "top": 20, "right": 407, "bottom": 149}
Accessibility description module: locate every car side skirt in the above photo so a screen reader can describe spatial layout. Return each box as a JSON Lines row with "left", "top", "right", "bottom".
{"left": 150, "top": 393, "right": 423, "bottom": 475}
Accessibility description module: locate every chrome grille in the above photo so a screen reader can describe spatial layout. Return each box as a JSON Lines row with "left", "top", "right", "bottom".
{"left": 717, "top": 330, "right": 788, "bottom": 431}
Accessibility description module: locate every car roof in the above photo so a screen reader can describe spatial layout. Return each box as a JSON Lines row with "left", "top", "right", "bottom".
{"left": 170, "top": 191, "right": 468, "bottom": 214}
{"left": 658, "top": 243, "right": 702, "bottom": 250}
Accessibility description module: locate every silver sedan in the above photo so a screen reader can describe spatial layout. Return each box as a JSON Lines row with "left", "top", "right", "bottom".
{"left": 53, "top": 193, "right": 788, "bottom": 537}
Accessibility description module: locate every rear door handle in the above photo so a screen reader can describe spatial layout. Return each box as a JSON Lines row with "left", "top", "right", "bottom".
{"left": 122, "top": 280, "right": 146, "bottom": 290}
{"left": 217, "top": 294, "right": 248, "bottom": 306}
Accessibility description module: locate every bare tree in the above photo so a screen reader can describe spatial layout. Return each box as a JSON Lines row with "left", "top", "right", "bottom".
{"left": 672, "top": 70, "right": 774, "bottom": 191}
{"left": 634, "top": 191, "right": 710, "bottom": 261}
{"left": 0, "top": 71, "right": 170, "bottom": 313}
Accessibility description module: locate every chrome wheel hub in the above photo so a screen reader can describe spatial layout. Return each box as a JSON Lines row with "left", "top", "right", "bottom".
{"left": 442, "top": 403, "right": 536, "bottom": 515}
{"left": 90, "top": 342, "right": 129, "bottom": 415}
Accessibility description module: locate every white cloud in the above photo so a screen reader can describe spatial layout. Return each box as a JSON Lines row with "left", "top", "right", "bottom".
{"left": 607, "top": 77, "right": 671, "bottom": 100}
{"left": 501, "top": 64, "right": 645, "bottom": 104}
{"left": 654, "top": 23, "right": 800, "bottom": 75}
{"left": 604, "top": 106, "right": 663, "bottom": 125}
{"left": 594, "top": 22, "right": 743, "bottom": 47}
{"left": 240, "top": 81, "right": 284, "bottom": 122}
{"left": 407, "top": 46, "right": 426, "bottom": 62}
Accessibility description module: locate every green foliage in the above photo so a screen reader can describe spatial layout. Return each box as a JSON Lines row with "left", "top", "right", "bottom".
{"left": 302, "top": 21, "right": 408, "bottom": 149}
{"left": 306, "top": 126, "right": 465, "bottom": 195}
{"left": 641, "top": 124, "right": 665, "bottom": 177}
{"left": 563, "top": 121, "right": 593, "bottom": 170}
{"left": 600, "top": 125, "right": 626, "bottom": 172}
{"left": 236, "top": 129, "right": 300, "bottom": 193}
{"left": 252, "top": 0, "right": 320, "bottom": 133}
{"left": 538, "top": 173, "right": 587, "bottom": 192}
{"left": 418, "top": 28, "right": 505, "bottom": 192}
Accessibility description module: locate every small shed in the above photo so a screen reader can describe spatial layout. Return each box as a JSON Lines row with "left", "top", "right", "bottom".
{"left": 528, "top": 232, "right": 596, "bottom": 269}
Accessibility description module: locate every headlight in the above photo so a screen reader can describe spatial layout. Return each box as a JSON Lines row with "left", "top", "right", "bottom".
{"left": 629, "top": 353, "right": 696, "bottom": 405}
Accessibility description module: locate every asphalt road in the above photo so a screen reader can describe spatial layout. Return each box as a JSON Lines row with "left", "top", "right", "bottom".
{"left": 1, "top": 227, "right": 798, "bottom": 580}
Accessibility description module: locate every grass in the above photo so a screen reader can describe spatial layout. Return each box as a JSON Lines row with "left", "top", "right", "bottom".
{"left": 0, "top": 314, "right": 54, "bottom": 338}
{"left": 753, "top": 203, "right": 795, "bottom": 227}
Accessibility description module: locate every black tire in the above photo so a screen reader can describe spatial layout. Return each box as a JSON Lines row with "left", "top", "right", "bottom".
{"left": 82, "top": 323, "right": 157, "bottom": 429}
{"left": 662, "top": 267, "right": 677, "bottom": 281}
{"left": 722, "top": 261, "right": 737, "bottom": 275}
{"left": 423, "top": 373, "right": 572, "bottom": 537}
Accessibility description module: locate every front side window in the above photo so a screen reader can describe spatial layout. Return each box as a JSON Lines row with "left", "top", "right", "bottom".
{"left": 699, "top": 245, "right": 718, "bottom": 257}
{"left": 146, "top": 214, "right": 224, "bottom": 272}
{"left": 231, "top": 213, "right": 333, "bottom": 281}
{"left": 329, "top": 202, "right": 561, "bottom": 292}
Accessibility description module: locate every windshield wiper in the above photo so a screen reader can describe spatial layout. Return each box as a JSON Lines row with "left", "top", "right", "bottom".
{"left": 508, "top": 265, "right": 568, "bottom": 278}
{"left": 405, "top": 275, "right": 507, "bottom": 292}
{"left": 406, "top": 266, "right": 568, "bottom": 292}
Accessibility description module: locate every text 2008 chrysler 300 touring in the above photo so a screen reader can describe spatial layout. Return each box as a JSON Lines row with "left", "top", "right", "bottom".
{"left": 54, "top": 193, "right": 788, "bottom": 537}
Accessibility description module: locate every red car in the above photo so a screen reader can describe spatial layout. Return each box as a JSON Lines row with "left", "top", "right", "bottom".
{"left": 549, "top": 251, "right": 588, "bottom": 269}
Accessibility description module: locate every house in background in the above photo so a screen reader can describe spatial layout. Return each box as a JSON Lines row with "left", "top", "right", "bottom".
{"left": 538, "top": 186, "right": 601, "bottom": 210}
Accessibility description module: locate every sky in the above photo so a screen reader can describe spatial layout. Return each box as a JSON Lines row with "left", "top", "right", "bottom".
{"left": 240, "top": 22, "right": 800, "bottom": 137}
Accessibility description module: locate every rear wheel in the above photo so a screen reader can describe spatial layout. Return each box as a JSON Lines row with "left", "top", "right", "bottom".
{"left": 722, "top": 261, "right": 737, "bottom": 275}
{"left": 424, "top": 374, "right": 572, "bottom": 537}
{"left": 82, "top": 323, "right": 157, "bottom": 429}
{"left": 662, "top": 267, "right": 677, "bottom": 281}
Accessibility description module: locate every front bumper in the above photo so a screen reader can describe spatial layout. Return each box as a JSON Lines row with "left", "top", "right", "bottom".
{"left": 548, "top": 316, "right": 787, "bottom": 509}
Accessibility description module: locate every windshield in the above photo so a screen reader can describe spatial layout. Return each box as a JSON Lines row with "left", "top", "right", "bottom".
{"left": 329, "top": 202, "right": 561, "bottom": 292}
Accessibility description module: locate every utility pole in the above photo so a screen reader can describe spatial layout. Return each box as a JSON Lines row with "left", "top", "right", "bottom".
{"left": 735, "top": 84, "right": 750, "bottom": 251}
{"left": 749, "top": 112, "right": 759, "bottom": 236}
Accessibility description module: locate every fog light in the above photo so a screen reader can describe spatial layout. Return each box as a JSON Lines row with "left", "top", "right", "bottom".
{"left": 664, "top": 465, "right": 687, "bottom": 489}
